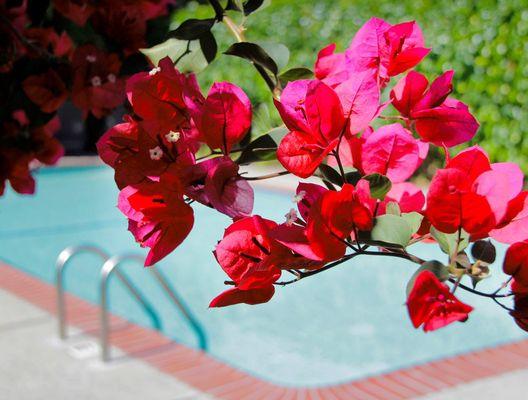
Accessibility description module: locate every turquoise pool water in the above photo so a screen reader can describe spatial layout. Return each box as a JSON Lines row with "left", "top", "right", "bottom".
{"left": 0, "top": 166, "right": 524, "bottom": 387}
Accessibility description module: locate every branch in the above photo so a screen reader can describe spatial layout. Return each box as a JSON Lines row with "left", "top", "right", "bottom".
{"left": 242, "top": 170, "right": 290, "bottom": 181}
{"left": 448, "top": 279, "right": 513, "bottom": 299}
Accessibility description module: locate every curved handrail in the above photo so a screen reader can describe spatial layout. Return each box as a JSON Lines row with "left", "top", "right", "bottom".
{"left": 56, "top": 245, "right": 109, "bottom": 339}
{"left": 100, "top": 255, "right": 162, "bottom": 362}
{"left": 100, "top": 254, "right": 208, "bottom": 361}
{"left": 150, "top": 266, "right": 208, "bottom": 351}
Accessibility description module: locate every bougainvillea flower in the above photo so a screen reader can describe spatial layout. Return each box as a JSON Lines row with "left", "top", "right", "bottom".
{"left": 193, "top": 82, "right": 252, "bottom": 154}
{"left": 334, "top": 70, "right": 383, "bottom": 134}
{"left": 490, "top": 192, "right": 528, "bottom": 244}
{"left": 210, "top": 216, "right": 282, "bottom": 307}
{"left": 127, "top": 57, "right": 202, "bottom": 138}
{"left": 314, "top": 43, "right": 347, "bottom": 86}
{"left": 0, "top": 113, "right": 63, "bottom": 195}
{"left": 391, "top": 71, "right": 479, "bottom": 147}
{"left": 118, "top": 174, "right": 194, "bottom": 266}
{"left": 379, "top": 182, "right": 425, "bottom": 214}
{"left": 183, "top": 156, "right": 254, "bottom": 218}
{"left": 23, "top": 28, "right": 74, "bottom": 58}
{"left": 274, "top": 182, "right": 374, "bottom": 262}
{"left": 53, "top": 0, "right": 96, "bottom": 26}
{"left": 353, "top": 123, "right": 427, "bottom": 183}
{"left": 426, "top": 147, "right": 508, "bottom": 235}
{"left": 275, "top": 80, "right": 345, "bottom": 178}
{"left": 344, "top": 18, "right": 430, "bottom": 87}
{"left": 503, "top": 242, "right": 528, "bottom": 290}
{"left": 97, "top": 117, "right": 191, "bottom": 189}
{"left": 511, "top": 294, "right": 528, "bottom": 332}
{"left": 22, "top": 69, "right": 68, "bottom": 113}
{"left": 427, "top": 168, "right": 495, "bottom": 235}
{"left": 209, "top": 286, "right": 275, "bottom": 308}
{"left": 71, "top": 45, "right": 125, "bottom": 118}
{"left": 407, "top": 270, "right": 473, "bottom": 332}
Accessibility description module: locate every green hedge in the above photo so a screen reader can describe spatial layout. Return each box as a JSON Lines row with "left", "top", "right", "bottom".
{"left": 172, "top": 0, "right": 528, "bottom": 171}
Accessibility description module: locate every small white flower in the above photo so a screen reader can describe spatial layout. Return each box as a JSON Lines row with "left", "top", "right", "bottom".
{"left": 165, "top": 130, "right": 181, "bottom": 143}
{"left": 86, "top": 55, "right": 97, "bottom": 63}
{"left": 107, "top": 73, "right": 116, "bottom": 83}
{"left": 91, "top": 76, "right": 102, "bottom": 87}
{"left": 284, "top": 208, "right": 298, "bottom": 226}
{"left": 149, "top": 67, "right": 161, "bottom": 76}
{"left": 149, "top": 146, "right": 163, "bottom": 160}
{"left": 292, "top": 190, "right": 306, "bottom": 203}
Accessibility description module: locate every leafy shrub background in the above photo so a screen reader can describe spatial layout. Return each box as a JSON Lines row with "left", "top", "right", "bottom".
{"left": 173, "top": 0, "right": 528, "bottom": 171}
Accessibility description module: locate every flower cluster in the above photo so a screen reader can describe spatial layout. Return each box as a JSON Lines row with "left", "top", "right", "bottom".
{"left": 100, "top": 14, "right": 528, "bottom": 333}
{"left": 0, "top": 0, "right": 174, "bottom": 195}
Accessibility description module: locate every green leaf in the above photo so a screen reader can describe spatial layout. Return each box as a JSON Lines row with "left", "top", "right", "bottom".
{"left": 317, "top": 164, "right": 343, "bottom": 186}
{"left": 406, "top": 260, "right": 449, "bottom": 297}
{"left": 256, "top": 42, "right": 290, "bottom": 72}
{"left": 430, "top": 227, "right": 469, "bottom": 256}
{"left": 266, "top": 125, "right": 288, "bottom": 143}
{"left": 278, "top": 67, "right": 314, "bottom": 86}
{"left": 401, "top": 212, "right": 424, "bottom": 235}
{"left": 140, "top": 39, "right": 209, "bottom": 73}
{"left": 363, "top": 173, "right": 392, "bottom": 200}
{"left": 370, "top": 214, "right": 414, "bottom": 248}
{"left": 224, "top": 42, "right": 278, "bottom": 75}
{"left": 168, "top": 18, "right": 216, "bottom": 40}
{"left": 236, "top": 134, "right": 277, "bottom": 164}
{"left": 385, "top": 202, "right": 401, "bottom": 216}
{"left": 225, "top": 0, "right": 270, "bottom": 15}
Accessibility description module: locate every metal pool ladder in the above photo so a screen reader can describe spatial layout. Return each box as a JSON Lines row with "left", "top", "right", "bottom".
{"left": 55, "top": 245, "right": 207, "bottom": 362}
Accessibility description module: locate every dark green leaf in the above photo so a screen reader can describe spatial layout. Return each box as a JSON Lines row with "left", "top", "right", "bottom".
{"left": 256, "top": 42, "right": 290, "bottom": 72}
{"left": 199, "top": 31, "right": 218, "bottom": 63}
{"left": 236, "top": 134, "right": 277, "bottom": 164}
{"left": 317, "top": 164, "right": 344, "bottom": 186}
{"left": 344, "top": 171, "right": 362, "bottom": 185}
{"left": 224, "top": 42, "right": 278, "bottom": 76}
{"left": 471, "top": 240, "right": 496, "bottom": 264}
{"left": 169, "top": 18, "right": 215, "bottom": 41}
{"left": 363, "top": 173, "right": 392, "bottom": 200}
{"left": 226, "top": 0, "right": 269, "bottom": 15}
{"left": 279, "top": 67, "right": 314, "bottom": 86}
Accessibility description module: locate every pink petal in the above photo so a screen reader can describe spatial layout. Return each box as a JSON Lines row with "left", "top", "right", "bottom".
{"left": 209, "top": 286, "right": 275, "bottom": 307}
{"left": 200, "top": 82, "right": 252, "bottom": 153}
{"left": 296, "top": 182, "right": 327, "bottom": 221}
{"left": 334, "top": 70, "right": 381, "bottom": 134}
{"left": 360, "top": 123, "right": 421, "bottom": 183}
{"left": 274, "top": 80, "right": 311, "bottom": 132}
{"left": 390, "top": 71, "right": 429, "bottom": 117}
{"left": 413, "top": 99, "right": 479, "bottom": 147}
{"left": 414, "top": 70, "right": 454, "bottom": 111}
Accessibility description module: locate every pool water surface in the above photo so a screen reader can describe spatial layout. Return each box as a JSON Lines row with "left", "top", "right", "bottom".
{"left": 0, "top": 166, "right": 524, "bottom": 387}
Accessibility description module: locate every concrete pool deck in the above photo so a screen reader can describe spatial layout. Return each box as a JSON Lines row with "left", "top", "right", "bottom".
{"left": 2, "top": 261, "right": 528, "bottom": 399}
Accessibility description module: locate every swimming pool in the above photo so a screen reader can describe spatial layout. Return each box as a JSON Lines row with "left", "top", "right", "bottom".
{"left": 0, "top": 166, "right": 524, "bottom": 387}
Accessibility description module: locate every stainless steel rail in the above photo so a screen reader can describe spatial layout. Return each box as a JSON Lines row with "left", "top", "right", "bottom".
{"left": 56, "top": 245, "right": 109, "bottom": 340}
{"left": 100, "top": 254, "right": 207, "bottom": 362}
{"left": 56, "top": 246, "right": 161, "bottom": 346}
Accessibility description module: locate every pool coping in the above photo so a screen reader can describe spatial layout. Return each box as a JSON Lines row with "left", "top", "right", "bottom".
{"left": 2, "top": 261, "right": 528, "bottom": 400}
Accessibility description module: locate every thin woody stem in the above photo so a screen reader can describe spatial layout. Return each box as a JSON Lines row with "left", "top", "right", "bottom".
{"left": 275, "top": 249, "right": 422, "bottom": 286}
{"left": 448, "top": 279, "right": 513, "bottom": 299}
{"left": 242, "top": 170, "right": 290, "bottom": 181}
{"left": 216, "top": 6, "right": 277, "bottom": 94}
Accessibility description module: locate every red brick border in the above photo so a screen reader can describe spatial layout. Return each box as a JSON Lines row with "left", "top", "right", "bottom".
{"left": 2, "top": 261, "right": 528, "bottom": 400}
